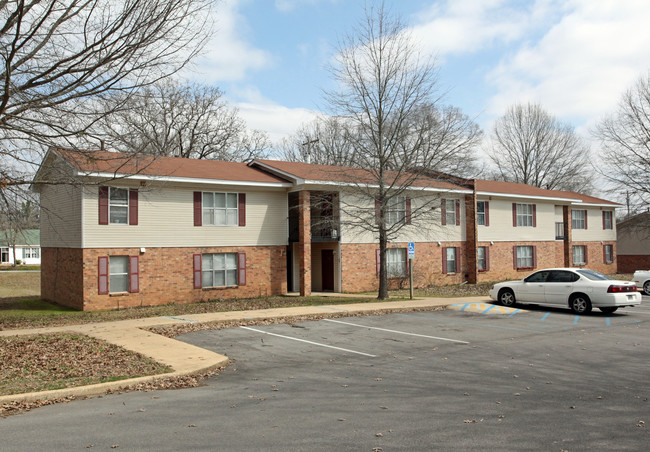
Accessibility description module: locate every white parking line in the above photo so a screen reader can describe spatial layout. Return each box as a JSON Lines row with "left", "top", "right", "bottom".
{"left": 240, "top": 326, "right": 377, "bottom": 357}
{"left": 323, "top": 318, "right": 470, "bottom": 344}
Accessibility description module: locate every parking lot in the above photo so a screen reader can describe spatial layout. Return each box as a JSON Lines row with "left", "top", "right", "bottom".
{"left": 3, "top": 301, "right": 650, "bottom": 451}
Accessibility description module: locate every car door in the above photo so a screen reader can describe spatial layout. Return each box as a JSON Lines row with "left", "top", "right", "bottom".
{"left": 544, "top": 270, "right": 578, "bottom": 306}
{"left": 518, "top": 270, "right": 550, "bottom": 303}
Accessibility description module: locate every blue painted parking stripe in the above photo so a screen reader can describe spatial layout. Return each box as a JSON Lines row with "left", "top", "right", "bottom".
{"left": 573, "top": 316, "right": 580, "bottom": 325}
{"left": 482, "top": 305, "right": 496, "bottom": 314}
{"left": 507, "top": 309, "right": 520, "bottom": 317}
{"left": 606, "top": 317, "right": 611, "bottom": 326}
{"left": 460, "top": 303, "right": 469, "bottom": 311}
{"left": 541, "top": 312, "right": 550, "bottom": 321}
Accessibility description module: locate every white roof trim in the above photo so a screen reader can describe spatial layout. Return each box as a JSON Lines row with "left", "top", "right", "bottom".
{"left": 77, "top": 171, "right": 293, "bottom": 188}
{"left": 299, "top": 179, "right": 473, "bottom": 194}
{"left": 478, "top": 191, "right": 581, "bottom": 203}
{"left": 248, "top": 161, "right": 304, "bottom": 185}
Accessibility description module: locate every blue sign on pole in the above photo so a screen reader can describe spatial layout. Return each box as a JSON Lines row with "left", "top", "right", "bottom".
{"left": 408, "top": 242, "right": 415, "bottom": 258}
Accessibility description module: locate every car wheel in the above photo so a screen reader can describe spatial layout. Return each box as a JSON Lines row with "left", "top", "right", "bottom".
{"left": 643, "top": 280, "right": 650, "bottom": 296}
{"left": 498, "top": 289, "right": 516, "bottom": 307}
{"left": 599, "top": 306, "right": 618, "bottom": 314}
{"left": 569, "top": 294, "right": 592, "bottom": 314}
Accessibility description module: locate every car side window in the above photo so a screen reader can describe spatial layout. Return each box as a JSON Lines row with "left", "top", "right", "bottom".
{"left": 525, "top": 271, "right": 550, "bottom": 282}
{"left": 548, "top": 271, "right": 577, "bottom": 282}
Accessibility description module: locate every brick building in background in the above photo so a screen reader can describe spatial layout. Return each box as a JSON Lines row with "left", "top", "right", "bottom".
{"left": 34, "top": 149, "right": 619, "bottom": 311}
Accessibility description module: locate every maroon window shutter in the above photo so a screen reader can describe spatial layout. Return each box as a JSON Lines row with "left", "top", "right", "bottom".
{"left": 98, "top": 256, "right": 109, "bottom": 294}
{"left": 455, "top": 200, "right": 460, "bottom": 226}
{"left": 603, "top": 245, "right": 606, "bottom": 263}
{"left": 441, "top": 199, "right": 447, "bottom": 226}
{"left": 376, "top": 249, "right": 381, "bottom": 276}
{"left": 485, "top": 202, "right": 490, "bottom": 226}
{"left": 129, "top": 189, "right": 138, "bottom": 225}
{"left": 513, "top": 247, "right": 518, "bottom": 269}
{"left": 532, "top": 205, "right": 537, "bottom": 227}
{"left": 99, "top": 187, "right": 109, "bottom": 225}
{"left": 533, "top": 246, "right": 537, "bottom": 268}
{"left": 455, "top": 247, "right": 461, "bottom": 272}
{"left": 485, "top": 246, "right": 490, "bottom": 271}
{"left": 193, "top": 192, "right": 202, "bottom": 226}
{"left": 405, "top": 198, "right": 412, "bottom": 225}
{"left": 512, "top": 203, "right": 517, "bottom": 227}
{"left": 238, "top": 193, "right": 246, "bottom": 227}
{"left": 193, "top": 254, "right": 202, "bottom": 289}
{"left": 602, "top": 212, "right": 606, "bottom": 229}
{"left": 584, "top": 247, "right": 588, "bottom": 265}
{"left": 129, "top": 255, "right": 139, "bottom": 293}
{"left": 238, "top": 252, "right": 247, "bottom": 286}
{"left": 584, "top": 210, "right": 588, "bottom": 229}
{"left": 442, "top": 247, "right": 447, "bottom": 274}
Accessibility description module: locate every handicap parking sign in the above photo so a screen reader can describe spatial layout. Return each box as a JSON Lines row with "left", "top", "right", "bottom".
{"left": 408, "top": 242, "right": 415, "bottom": 257}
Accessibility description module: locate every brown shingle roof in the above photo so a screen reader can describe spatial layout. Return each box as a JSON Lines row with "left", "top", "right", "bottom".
{"left": 475, "top": 179, "right": 618, "bottom": 205}
{"left": 54, "top": 149, "right": 289, "bottom": 184}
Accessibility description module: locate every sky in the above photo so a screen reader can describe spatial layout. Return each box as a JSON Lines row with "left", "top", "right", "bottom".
{"left": 185, "top": 0, "right": 650, "bottom": 155}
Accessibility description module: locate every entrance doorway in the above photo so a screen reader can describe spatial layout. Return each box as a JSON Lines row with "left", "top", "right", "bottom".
{"left": 321, "top": 249, "right": 334, "bottom": 292}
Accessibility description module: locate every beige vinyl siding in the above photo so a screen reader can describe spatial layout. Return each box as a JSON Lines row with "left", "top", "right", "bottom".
{"left": 40, "top": 184, "right": 83, "bottom": 248}
{"left": 571, "top": 208, "right": 617, "bottom": 242}
{"left": 83, "top": 184, "right": 287, "bottom": 248}
{"left": 477, "top": 198, "right": 555, "bottom": 242}
{"left": 340, "top": 192, "right": 463, "bottom": 244}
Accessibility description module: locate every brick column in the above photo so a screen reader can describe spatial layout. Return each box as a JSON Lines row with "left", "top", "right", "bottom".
{"left": 563, "top": 206, "right": 572, "bottom": 267}
{"left": 298, "top": 190, "right": 311, "bottom": 296}
{"left": 464, "top": 192, "right": 478, "bottom": 284}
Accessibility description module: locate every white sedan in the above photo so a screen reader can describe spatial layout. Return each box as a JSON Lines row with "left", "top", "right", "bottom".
{"left": 632, "top": 270, "right": 650, "bottom": 295}
{"left": 489, "top": 268, "right": 641, "bottom": 314}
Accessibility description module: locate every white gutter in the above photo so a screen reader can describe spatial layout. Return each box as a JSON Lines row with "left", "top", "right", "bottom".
{"left": 297, "top": 179, "right": 473, "bottom": 194}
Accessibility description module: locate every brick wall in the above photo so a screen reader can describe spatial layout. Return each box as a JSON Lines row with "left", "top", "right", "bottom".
{"left": 616, "top": 254, "right": 647, "bottom": 273}
{"left": 477, "top": 241, "right": 563, "bottom": 282}
{"left": 569, "top": 241, "right": 618, "bottom": 274}
{"left": 45, "top": 246, "right": 287, "bottom": 311}
{"left": 41, "top": 247, "right": 85, "bottom": 310}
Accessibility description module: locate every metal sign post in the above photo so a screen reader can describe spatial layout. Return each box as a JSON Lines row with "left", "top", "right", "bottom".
{"left": 408, "top": 242, "right": 415, "bottom": 300}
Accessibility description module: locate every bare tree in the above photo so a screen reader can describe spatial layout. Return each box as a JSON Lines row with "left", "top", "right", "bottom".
{"left": 594, "top": 71, "right": 650, "bottom": 213}
{"left": 324, "top": 3, "right": 476, "bottom": 299}
{"left": 0, "top": 187, "right": 38, "bottom": 266}
{"left": 95, "top": 80, "right": 270, "bottom": 162}
{"left": 487, "top": 102, "right": 593, "bottom": 192}
{"left": 0, "top": 0, "right": 214, "bottom": 193}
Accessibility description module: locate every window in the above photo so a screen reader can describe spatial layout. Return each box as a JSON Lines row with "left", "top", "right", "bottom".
{"left": 477, "top": 246, "right": 489, "bottom": 271}
{"left": 203, "top": 192, "right": 239, "bottom": 226}
{"left": 515, "top": 246, "right": 535, "bottom": 269}
{"left": 22, "top": 247, "right": 40, "bottom": 259}
{"left": 194, "top": 252, "right": 246, "bottom": 289}
{"left": 603, "top": 211, "right": 613, "bottom": 230}
{"left": 514, "top": 203, "right": 535, "bottom": 227}
{"left": 572, "top": 245, "right": 587, "bottom": 265}
{"left": 386, "top": 197, "right": 408, "bottom": 225}
{"left": 477, "top": 201, "right": 489, "bottom": 226}
{"left": 98, "top": 255, "right": 139, "bottom": 295}
{"left": 604, "top": 244, "right": 614, "bottom": 264}
{"left": 1, "top": 247, "right": 8, "bottom": 263}
{"left": 443, "top": 247, "right": 460, "bottom": 274}
{"left": 386, "top": 248, "right": 407, "bottom": 278}
{"left": 572, "top": 210, "right": 587, "bottom": 229}
{"left": 442, "top": 199, "right": 460, "bottom": 226}
{"left": 99, "top": 186, "right": 138, "bottom": 225}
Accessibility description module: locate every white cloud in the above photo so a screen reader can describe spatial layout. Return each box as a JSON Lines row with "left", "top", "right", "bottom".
{"left": 274, "top": 0, "right": 340, "bottom": 13}
{"left": 485, "top": 0, "right": 650, "bottom": 127}
{"left": 185, "top": 0, "right": 272, "bottom": 83}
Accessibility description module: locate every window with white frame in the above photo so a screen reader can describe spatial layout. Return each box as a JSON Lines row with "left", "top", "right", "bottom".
{"left": 203, "top": 192, "right": 239, "bottom": 226}
{"left": 202, "top": 253, "right": 238, "bottom": 287}
{"left": 572, "top": 210, "right": 586, "bottom": 229}
{"left": 445, "top": 199, "right": 456, "bottom": 225}
{"left": 1, "top": 247, "right": 8, "bottom": 263}
{"left": 109, "top": 256, "right": 130, "bottom": 293}
{"left": 109, "top": 187, "right": 129, "bottom": 224}
{"left": 386, "top": 248, "right": 407, "bottom": 278}
{"left": 516, "top": 246, "right": 534, "bottom": 269}
{"left": 516, "top": 204, "right": 534, "bottom": 227}
{"left": 604, "top": 245, "right": 614, "bottom": 264}
{"left": 477, "top": 201, "right": 487, "bottom": 226}
{"left": 22, "top": 247, "right": 40, "bottom": 259}
{"left": 386, "top": 196, "right": 406, "bottom": 225}
{"left": 477, "top": 246, "right": 487, "bottom": 271}
{"left": 446, "top": 247, "right": 457, "bottom": 273}
{"left": 603, "top": 211, "right": 613, "bottom": 229}
{"left": 572, "top": 245, "right": 586, "bottom": 265}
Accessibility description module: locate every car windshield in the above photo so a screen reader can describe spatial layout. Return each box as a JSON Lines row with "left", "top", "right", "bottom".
{"left": 576, "top": 269, "right": 615, "bottom": 281}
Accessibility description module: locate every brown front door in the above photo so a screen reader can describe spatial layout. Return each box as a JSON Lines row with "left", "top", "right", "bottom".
{"left": 321, "top": 249, "right": 334, "bottom": 292}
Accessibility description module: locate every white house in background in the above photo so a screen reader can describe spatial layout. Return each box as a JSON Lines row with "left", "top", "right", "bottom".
{"left": 0, "top": 229, "right": 41, "bottom": 265}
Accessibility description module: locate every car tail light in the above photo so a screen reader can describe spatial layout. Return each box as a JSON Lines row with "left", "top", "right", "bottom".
{"left": 607, "top": 285, "right": 636, "bottom": 293}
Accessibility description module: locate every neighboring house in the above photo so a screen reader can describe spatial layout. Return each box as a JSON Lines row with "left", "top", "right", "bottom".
{"left": 616, "top": 212, "right": 650, "bottom": 273}
{"left": 0, "top": 229, "right": 41, "bottom": 265}
{"left": 33, "top": 149, "right": 619, "bottom": 311}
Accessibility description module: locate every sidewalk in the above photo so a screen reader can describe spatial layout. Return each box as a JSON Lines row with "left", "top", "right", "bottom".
{"left": 0, "top": 296, "right": 489, "bottom": 405}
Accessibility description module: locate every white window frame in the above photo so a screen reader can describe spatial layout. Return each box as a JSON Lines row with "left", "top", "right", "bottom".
{"left": 386, "top": 196, "right": 406, "bottom": 225}
{"left": 603, "top": 211, "right": 613, "bottom": 230}
{"left": 386, "top": 248, "right": 407, "bottom": 278}
{"left": 202, "top": 253, "right": 238, "bottom": 287}
{"left": 477, "top": 201, "right": 486, "bottom": 226}
{"left": 445, "top": 199, "right": 456, "bottom": 225}
{"left": 109, "top": 187, "right": 129, "bottom": 225}
{"left": 1, "top": 247, "right": 9, "bottom": 263}
{"left": 109, "top": 256, "right": 130, "bottom": 293}
{"left": 22, "top": 247, "right": 40, "bottom": 259}
{"left": 446, "top": 247, "right": 457, "bottom": 273}
{"left": 572, "top": 245, "right": 586, "bottom": 265}
{"left": 604, "top": 244, "right": 614, "bottom": 264}
{"left": 516, "top": 204, "right": 534, "bottom": 227}
{"left": 516, "top": 246, "right": 534, "bottom": 269}
{"left": 477, "top": 246, "right": 487, "bottom": 271}
{"left": 202, "top": 192, "right": 239, "bottom": 226}
{"left": 572, "top": 210, "right": 586, "bottom": 229}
